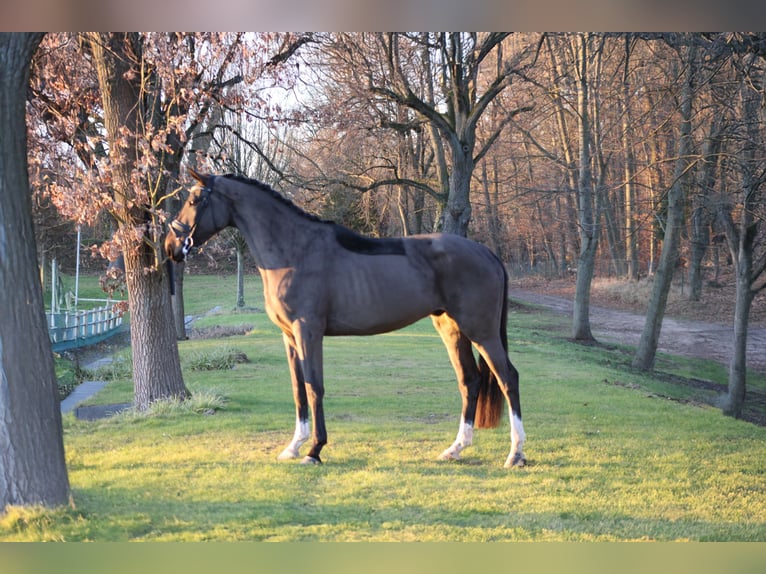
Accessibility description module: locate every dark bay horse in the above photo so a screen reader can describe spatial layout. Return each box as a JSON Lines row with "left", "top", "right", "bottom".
{"left": 165, "top": 171, "right": 526, "bottom": 467}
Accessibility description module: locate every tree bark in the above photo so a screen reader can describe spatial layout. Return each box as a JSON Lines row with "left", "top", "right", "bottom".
{"left": 171, "top": 260, "right": 187, "bottom": 340}
{"left": 545, "top": 36, "right": 579, "bottom": 275}
{"left": 439, "top": 138, "right": 474, "bottom": 236}
{"left": 720, "top": 69, "right": 764, "bottom": 418}
{"left": 633, "top": 43, "right": 696, "bottom": 371}
{"left": 688, "top": 121, "right": 721, "bottom": 301}
{"left": 236, "top": 244, "right": 246, "bottom": 309}
{"left": 721, "top": 248, "right": 754, "bottom": 418}
{"left": 620, "top": 35, "right": 639, "bottom": 280}
{"left": 572, "top": 33, "right": 600, "bottom": 342}
{"left": 87, "top": 33, "right": 189, "bottom": 409}
{"left": 0, "top": 32, "right": 71, "bottom": 510}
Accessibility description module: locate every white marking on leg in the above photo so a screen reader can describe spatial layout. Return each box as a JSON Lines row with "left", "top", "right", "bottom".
{"left": 277, "top": 417, "right": 310, "bottom": 460}
{"left": 505, "top": 412, "right": 526, "bottom": 468}
{"left": 439, "top": 417, "right": 473, "bottom": 460}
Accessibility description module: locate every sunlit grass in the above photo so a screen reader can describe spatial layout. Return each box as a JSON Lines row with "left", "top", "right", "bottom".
{"left": 5, "top": 273, "right": 766, "bottom": 541}
{"left": 115, "top": 390, "right": 227, "bottom": 419}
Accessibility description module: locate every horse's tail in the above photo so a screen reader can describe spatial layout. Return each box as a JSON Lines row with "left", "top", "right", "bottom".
{"left": 474, "top": 263, "right": 509, "bottom": 429}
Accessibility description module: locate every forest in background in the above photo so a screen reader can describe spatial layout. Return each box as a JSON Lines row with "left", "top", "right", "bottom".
{"left": 31, "top": 33, "right": 764, "bottom": 284}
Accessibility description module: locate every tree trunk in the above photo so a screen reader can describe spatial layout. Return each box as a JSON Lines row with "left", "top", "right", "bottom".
{"left": 572, "top": 33, "right": 599, "bottom": 342}
{"left": 87, "top": 33, "right": 189, "bottom": 409}
{"left": 721, "top": 255, "right": 754, "bottom": 418}
{"left": 721, "top": 71, "right": 763, "bottom": 418}
{"left": 546, "top": 39, "right": 578, "bottom": 276}
{"left": 0, "top": 32, "right": 71, "bottom": 510}
{"left": 601, "top": 189, "right": 624, "bottom": 276}
{"left": 688, "top": 121, "right": 722, "bottom": 301}
{"left": 236, "top": 246, "right": 246, "bottom": 309}
{"left": 171, "top": 260, "right": 187, "bottom": 340}
{"left": 620, "top": 36, "right": 639, "bottom": 280}
{"left": 643, "top": 89, "right": 665, "bottom": 277}
{"left": 633, "top": 44, "right": 696, "bottom": 371}
{"left": 439, "top": 140, "right": 474, "bottom": 236}
{"left": 481, "top": 160, "right": 502, "bottom": 256}
{"left": 124, "top": 247, "right": 189, "bottom": 407}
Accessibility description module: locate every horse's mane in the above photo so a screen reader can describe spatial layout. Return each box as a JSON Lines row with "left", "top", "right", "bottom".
{"left": 221, "top": 174, "right": 329, "bottom": 225}
{"left": 221, "top": 173, "right": 405, "bottom": 256}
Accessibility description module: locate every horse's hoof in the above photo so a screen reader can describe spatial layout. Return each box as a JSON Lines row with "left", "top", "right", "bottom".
{"left": 438, "top": 449, "right": 460, "bottom": 461}
{"left": 277, "top": 449, "right": 298, "bottom": 461}
{"left": 504, "top": 453, "right": 526, "bottom": 468}
{"left": 300, "top": 455, "right": 322, "bottom": 465}
{"left": 278, "top": 444, "right": 300, "bottom": 460}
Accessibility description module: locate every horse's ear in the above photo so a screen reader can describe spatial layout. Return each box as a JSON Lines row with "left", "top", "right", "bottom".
{"left": 189, "top": 169, "right": 206, "bottom": 185}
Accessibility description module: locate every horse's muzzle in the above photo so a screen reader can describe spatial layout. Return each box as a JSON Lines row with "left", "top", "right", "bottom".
{"left": 164, "top": 232, "right": 186, "bottom": 262}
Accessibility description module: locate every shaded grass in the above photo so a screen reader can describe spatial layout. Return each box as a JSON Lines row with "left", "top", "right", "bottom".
{"left": 54, "top": 353, "right": 80, "bottom": 400}
{"left": 6, "top": 273, "right": 766, "bottom": 541}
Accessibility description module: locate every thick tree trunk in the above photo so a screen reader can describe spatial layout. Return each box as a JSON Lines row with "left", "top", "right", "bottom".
{"left": 0, "top": 32, "right": 71, "bottom": 510}
{"left": 88, "top": 33, "right": 189, "bottom": 409}
{"left": 633, "top": 45, "right": 696, "bottom": 371}
{"left": 125, "top": 247, "right": 188, "bottom": 407}
{"left": 439, "top": 142, "right": 474, "bottom": 237}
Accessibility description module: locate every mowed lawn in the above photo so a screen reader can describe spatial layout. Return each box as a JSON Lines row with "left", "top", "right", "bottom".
{"left": 3, "top": 273, "right": 766, "bottom": 541}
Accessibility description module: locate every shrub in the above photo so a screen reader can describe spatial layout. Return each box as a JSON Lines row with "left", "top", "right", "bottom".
{"left": 187, "top": 346, "right": 249, "bottom": 371}
{"left": 117, "top": 389, "right": 227, "bottom": 419}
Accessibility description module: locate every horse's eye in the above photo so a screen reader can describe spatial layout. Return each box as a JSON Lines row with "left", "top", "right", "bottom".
{"left": 189, "top": 197, "right": 199, "bottom": 206}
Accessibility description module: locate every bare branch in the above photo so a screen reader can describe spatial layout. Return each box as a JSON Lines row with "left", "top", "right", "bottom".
{"left": 267, "top": 33, "right": 315, "bottom": 67}
{"left": 474, "top": 104, "right": 534, "bottom": 165}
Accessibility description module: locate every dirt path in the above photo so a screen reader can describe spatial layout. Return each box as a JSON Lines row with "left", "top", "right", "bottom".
{"left": 508, "top": 289, "right": 766, "bottom": 374}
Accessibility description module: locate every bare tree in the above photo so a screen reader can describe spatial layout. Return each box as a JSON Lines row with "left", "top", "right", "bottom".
{"left": 633, "top": 39, "right": 698, "bottom": 370}
{"left": 619, "top": 35, "right": 640, "bottom": 281}
{"left": 571, "top": 33, "right": 603, "bottom": 341}
{"left": 0, "top": 32, "right": 71, "bottom": 510}
{"left": 299, "top": 33, "right": 539, "bottom": 237}
{"left": 718, "top": 52, "right": 766, "bottom": 417}
{"left": 688, "top": 116, "right": 724, "bottom": 301}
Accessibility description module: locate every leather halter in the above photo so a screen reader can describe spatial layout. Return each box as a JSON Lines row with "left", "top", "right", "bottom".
{"left": 169, "top": 180, "right": 214, "bottom": 255}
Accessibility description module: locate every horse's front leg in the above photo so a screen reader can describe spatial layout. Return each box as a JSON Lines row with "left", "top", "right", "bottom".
{"left": 303, "top": 377, "right": 326, "bottom": 465}
{"left": 292, "top": 322, "right": 327, "bottom": 465}
{"left": 277, "top": 333, "right": 310, "bottom": 460}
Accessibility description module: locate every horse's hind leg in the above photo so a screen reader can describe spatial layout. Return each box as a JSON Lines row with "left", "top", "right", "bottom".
{"left": 432, "top": 313, "right": 481, "bottom": 461}
{"left": 474, "top": 338, "right": 526, "bottom": 468}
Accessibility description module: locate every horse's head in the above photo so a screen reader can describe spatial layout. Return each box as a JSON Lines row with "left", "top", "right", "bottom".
{"left": 165, "top": 170, "right": 230, "bottom": 262}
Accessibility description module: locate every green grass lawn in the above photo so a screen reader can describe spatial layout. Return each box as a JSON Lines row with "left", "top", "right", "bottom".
{"left": 5, "top": 273, "right": 766, "bottom": 541}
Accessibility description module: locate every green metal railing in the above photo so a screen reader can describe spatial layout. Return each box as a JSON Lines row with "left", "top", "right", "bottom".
{"left": 47, "top": 303, "right": 125, "bottom": 352}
